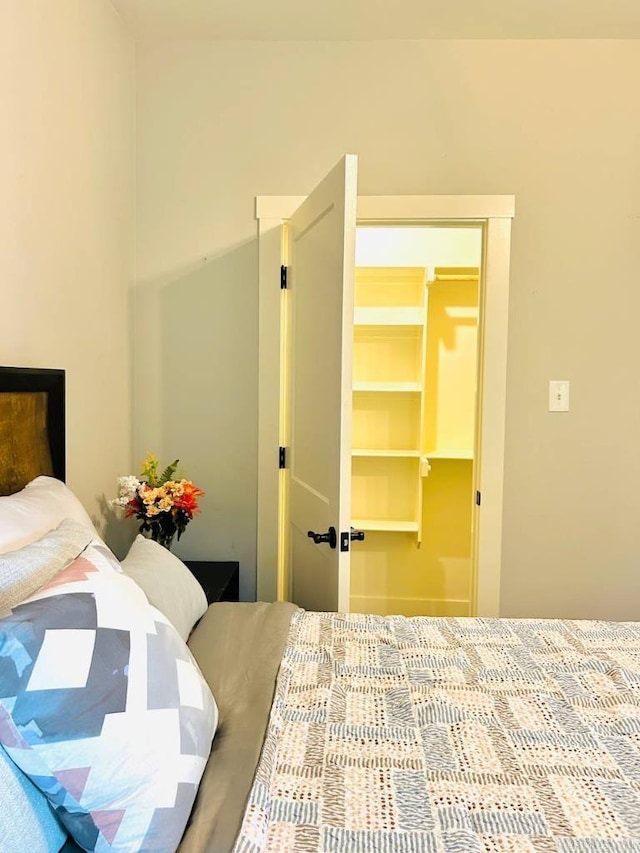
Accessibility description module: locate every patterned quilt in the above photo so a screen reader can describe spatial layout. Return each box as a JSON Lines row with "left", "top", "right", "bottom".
{"left": 234, "top": 611, "right": 640, "bottom": 853}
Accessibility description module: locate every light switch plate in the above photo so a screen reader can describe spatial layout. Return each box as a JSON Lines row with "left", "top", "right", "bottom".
{"left": 549, "top": 380, "right": 570, "bottom": 412}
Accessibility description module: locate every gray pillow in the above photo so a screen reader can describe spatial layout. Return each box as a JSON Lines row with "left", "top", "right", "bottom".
{"left": 0, "top": 518, "right": 93, "bottom": 615}
{"left": 0, "top": 745, "right": 67, "bottom": 852}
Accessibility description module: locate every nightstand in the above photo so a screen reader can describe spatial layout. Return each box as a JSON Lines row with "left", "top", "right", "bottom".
{"left": 183, "top": 561, "right": 240, "bottom": 604}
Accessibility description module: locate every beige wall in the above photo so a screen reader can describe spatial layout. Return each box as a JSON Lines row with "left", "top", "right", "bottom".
{"left": 1, "top": 0, "right": 135, "bottom": 555}
{"left": 135, "top": 40, "right": 640, "bottom": 614}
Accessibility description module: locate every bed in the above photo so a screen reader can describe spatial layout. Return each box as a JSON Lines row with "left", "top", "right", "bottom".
{"left": 2, "top": 367, "right": 640, "bottom": 853}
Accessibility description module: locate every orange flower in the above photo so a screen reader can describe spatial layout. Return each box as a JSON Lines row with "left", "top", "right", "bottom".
{"left": 175, "top": 480, "right": 205, "bottom": 518}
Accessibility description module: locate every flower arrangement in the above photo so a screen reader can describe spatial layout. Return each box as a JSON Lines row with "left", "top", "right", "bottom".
{"left": 112, "top": 453, "right": 204, "bottom": 550}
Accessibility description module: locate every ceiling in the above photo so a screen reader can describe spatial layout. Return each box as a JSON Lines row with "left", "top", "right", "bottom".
{"left": 109, "top": 0, "right": 640, "bottom": 41}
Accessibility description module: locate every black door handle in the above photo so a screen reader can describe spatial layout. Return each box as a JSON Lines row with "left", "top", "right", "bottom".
{"left": 307, "top": 526, "right": 337, "bottom": 549}
{"left": 350, "top": 527, "right": 365, "bottom": 542}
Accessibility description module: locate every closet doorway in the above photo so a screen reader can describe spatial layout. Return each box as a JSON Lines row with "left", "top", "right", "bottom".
{"left": 256, "top": 155, "right": 514, "bottom": 617}
{"left": 350, "top": 225, "right": 482, "bottom": 616}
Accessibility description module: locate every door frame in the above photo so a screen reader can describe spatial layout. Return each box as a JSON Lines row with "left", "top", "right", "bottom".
{"left": 256, "top": 194, "right": 515, "bottom": 616}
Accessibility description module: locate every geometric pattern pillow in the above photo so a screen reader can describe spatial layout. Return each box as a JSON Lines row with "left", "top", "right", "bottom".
{"left": 0, "top": 540, "right": 218, "bottom": 853}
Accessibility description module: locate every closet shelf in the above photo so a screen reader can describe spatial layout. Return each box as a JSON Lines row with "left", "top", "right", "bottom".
{"left": 422, "top": 449, "right": 473, "bottom": 460}
{"left": 353, "top": 381, "right": 422, "bottom": 393}
{"left": 351, "top": 518, "right": 420, "bottom": 533}
{"left": 352, "top": 449, "right": 421, "bottom": 458}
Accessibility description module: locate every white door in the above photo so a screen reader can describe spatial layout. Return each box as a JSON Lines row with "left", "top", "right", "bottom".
{"left": 286, "top": 155, "right": 358, "bottom": 611}
{"left": 257, "top": 190, "right": 513, "bottom": 616}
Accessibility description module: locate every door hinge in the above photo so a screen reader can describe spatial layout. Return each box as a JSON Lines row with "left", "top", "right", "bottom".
{"left": 476, "top": 490, "right": 481, "bottom": 506}
{"left": 280, "top": 265, "right": 288, "bottom": 289}
{"left": 278, "top": 446, "right": 287, "bottom": 469}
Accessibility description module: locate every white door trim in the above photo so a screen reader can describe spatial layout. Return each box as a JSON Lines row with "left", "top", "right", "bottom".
{"left": 256, "top": 194, "right": 515, "bottom": 616}
{"left": 257, "top": 194, "right": 515, "bottom": 222}
{"left": 256, "top": 214, "right": 283, "bottom": 603}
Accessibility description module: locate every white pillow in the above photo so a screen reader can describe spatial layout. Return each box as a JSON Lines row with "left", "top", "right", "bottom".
{"left": 0, "top": 476, "right": 97, "bottom": 555}
{"left": 121, "top": 535, "right": 208, "bottom": 641}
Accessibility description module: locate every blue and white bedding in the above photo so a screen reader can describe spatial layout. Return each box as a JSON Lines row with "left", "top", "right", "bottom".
{"left": 235, "top": 611, "right": 640, "bottom": 852}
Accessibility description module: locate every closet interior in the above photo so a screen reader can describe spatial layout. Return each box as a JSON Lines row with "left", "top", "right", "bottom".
{"left": 350, "top": 225, "right": 482, "bottom": 617}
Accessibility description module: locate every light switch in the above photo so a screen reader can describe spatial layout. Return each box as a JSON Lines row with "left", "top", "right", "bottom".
{"left": 549, "top": 380, "right": 570, "bottom": 412}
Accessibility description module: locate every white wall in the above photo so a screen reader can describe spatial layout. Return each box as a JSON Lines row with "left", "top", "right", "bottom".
{"left": 135, "top": 40, "right": 640, "bottom": 614}
{"left": 355, "top": 227, "right": 482, "bottom": 267}
{"left": 1, "top": 0, "right": 135, "bottom": 555}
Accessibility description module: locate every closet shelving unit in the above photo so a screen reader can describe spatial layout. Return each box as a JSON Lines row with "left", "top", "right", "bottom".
{"left": 351, "top": 266, "right": 430, "bottom": 541}
{"left": 350, "top": 264, "right": 481, "bottom": 618}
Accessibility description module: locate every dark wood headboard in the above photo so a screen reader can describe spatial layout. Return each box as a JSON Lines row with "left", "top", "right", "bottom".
{"left": 0, "top": 367, "right": 65, "bottom": 496}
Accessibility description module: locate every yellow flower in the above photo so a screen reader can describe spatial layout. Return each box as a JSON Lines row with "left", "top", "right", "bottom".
{"left": 141, "top": 452, "right": 159, "bottom": 487}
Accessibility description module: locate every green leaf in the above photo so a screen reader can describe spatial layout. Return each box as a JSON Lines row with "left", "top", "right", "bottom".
{"left": 158, "top": 459, "right": 179, "bottom": 485}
